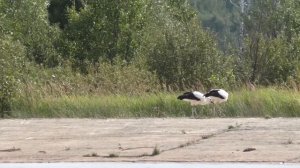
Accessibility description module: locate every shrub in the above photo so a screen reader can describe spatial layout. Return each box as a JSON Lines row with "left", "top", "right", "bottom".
{"left": 0, "top": 0, "right": 61, "bottom": 67}
{"left": 0, "top": 36, "right": 26, "bottom": 117}
{"left": 137, "top": 1, "right": 235, "bottom": 90}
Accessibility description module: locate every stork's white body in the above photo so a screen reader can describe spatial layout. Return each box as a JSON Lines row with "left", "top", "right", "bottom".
{"left": 178, "top": 89, "right": 229, "bottom": 118}
{"left": 182, "top": 91, "right": 211, "bottom": 106}
{"left": 204, "top": 89, "right": 229, "bottom": 104}
{"left": 177, "top": 91, "right": 211, "bottom": 118}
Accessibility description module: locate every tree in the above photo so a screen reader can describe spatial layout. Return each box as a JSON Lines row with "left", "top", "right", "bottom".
{"left": 239, "top": 0, "right": 300, "bottom": 85}
{"left": 189, "top": 0, "right": 241, "bottom": 51}
{"left": 0, "top": 0, "right": 61, "bottom": 67}
{"left": 62, "top": 0, "right": 145, "bottom": 72}
{"left": 48, "top": 0, "right": 85, "bottom": 29}
{"left": 0, "top": 36, "right": 26, "bottom": 117}
{"left": 138, "top": 0, "right": 235, "bottom": 90}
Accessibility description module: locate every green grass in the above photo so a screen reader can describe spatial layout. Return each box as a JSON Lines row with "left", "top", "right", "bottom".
{"left": 10, "top": 88, "right": 300, "bottom": 118}
{"left": 225, "top": 88, "right": 300, "bottom": 117}
{"left": 11, "top": 93, "right": 187, "bottom": 118}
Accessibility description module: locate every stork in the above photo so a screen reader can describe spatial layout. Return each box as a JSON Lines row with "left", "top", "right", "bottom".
{"left": 204, "top": 89, "right": 229, "bottom": 104}
{"left": 204, "top": 89, "right": 229, "bottom": 116}
{"left": 178, "top": 89, "right": 229, "bottom": 117}
{"left": 177, "top": 91, "right": 211, "bottom": 117}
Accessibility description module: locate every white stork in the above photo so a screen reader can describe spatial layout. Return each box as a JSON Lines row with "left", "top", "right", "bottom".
{"left": 177, "top": 89, "right": 229, "bottom": 117}
{"left": 177, "top": 91, "right": 210, "bottom": 117}
{"left": 204, "top": 89, "right": 229, "bottom": 104}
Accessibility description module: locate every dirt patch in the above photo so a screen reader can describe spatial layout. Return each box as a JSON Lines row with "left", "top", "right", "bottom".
{"left": 0, "top": 118, "right": 300, "bottom": 163}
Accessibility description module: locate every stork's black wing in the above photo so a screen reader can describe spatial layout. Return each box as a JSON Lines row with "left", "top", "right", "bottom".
{"left": 177, "top": 92, "right": 200, "bottom": 101}
{"left": 204, "top": 89, "right": 225, "bottom": 99}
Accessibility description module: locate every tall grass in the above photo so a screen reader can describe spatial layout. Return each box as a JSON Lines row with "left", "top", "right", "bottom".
{"left": 12, "top": 93, "right": 185, "bottom": 118}
{"left": 7, "top": 62, "right": 300, "bottom": 118}
{"left": 10, "top": 88, "right": 300, "bottom": 118}
{"left": 225, "top": 88, "right": 300, "bottom": 117}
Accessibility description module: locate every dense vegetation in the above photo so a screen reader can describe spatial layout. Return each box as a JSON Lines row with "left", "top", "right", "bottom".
{"left": 1, "top": 0, "right": 300, "bottom": 118}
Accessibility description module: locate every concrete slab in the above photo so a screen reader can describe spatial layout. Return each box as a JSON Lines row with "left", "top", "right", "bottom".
{"left": 0, "top": 118, "right": 299, "bottom": 163}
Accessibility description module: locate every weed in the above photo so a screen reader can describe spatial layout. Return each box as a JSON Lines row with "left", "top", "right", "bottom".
{"left": 202, "top": 134, "right": 214, "bottom": 139}
{"left": 108, "top": 153, "right": 119, "bottom": 158}
{"left": 243, "top": 147, "right": 256, "bottom": 152}
{"left": 151, "top": 146, "right": 160, "bottom": 156}
{"left": 287, "top": 138, "right": 293, "bottom": 144}
{"left": 179, "top": 144, "right": 185, "bottom": 148}
{"left": 264, "top": 115, "right": 272, "bottom": 119}
{"left": 83, "top": 152, "right": 99, "bottom": 157}
{"left": 178, "top": 139, "right": 198, "bottom": 148}
{"left": 64, "top": 147, "right": 71, "bottom": 151}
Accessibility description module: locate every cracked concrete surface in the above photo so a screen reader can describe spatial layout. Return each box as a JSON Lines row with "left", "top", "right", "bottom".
{"left": 0, "top": 118, "right": 300, "bottom": 163}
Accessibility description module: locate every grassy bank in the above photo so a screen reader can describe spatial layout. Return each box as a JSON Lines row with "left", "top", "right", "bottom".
{"left": 10, "top": 88, "right": 300, "bottom": 118}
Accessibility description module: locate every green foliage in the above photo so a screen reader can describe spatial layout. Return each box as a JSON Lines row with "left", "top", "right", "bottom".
{"left": 239, "top": 0, "right": 300, "bottom": 85}
{"left": 0, "top": 0, "right": 61, "bottom": 67}
{"left": 62, "top": 0, "right": 145, "bottom": 71}
{"left": 85, "top": 60, "right": 159, "bottom": 94}
{"left": 15, "top": 59, "right": 159, "bottom": 101}
{"left": 189, "top": 0, "right": 241, "bottom": 50}
{"left": 226, "top": 88, "right": 300, "bottom": 117}
{"left": 48, "top": 0, "right": 85, "bottom": 29}
{"left": 0, "top": 36, "right": 26, "bottom": 117}
{"left": 3, "top": 0, "right": 300, "bottom": 119}
{"left": 138, "top": 1, "right": 235, "bottom": 90}
{"left": 241, "top": 35, "right": 299, "bottom": 85}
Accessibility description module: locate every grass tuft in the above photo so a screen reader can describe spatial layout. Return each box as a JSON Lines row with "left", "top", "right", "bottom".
{"left": 151, "top": 146, "right": 160, "bottom": 156}
{"left": 287, "top": 138, "right": 293, "bottom": 144}
{"left": 108, "top": 153, "right": 119, "bottom": 158}
{"left": 83, "top": 152, "right": 99, "bottom": 157}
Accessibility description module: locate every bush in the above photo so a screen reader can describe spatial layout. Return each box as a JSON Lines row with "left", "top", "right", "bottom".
{"left": 16, "top": 58, "right": 159, "bottom": 100}
{"left": 138, "top": 1, "right": 235, "bottom": 90}
{"left": 0, "top": 0, "right": 61, "bottom": 67}
{"left": 61, "top": 0, "right": 145, "bottom": 72}
{"left": 239, "top": 34, "right": 299, "bottom": 85}
{"left": 85, "top": 59, "right": 160, "bottom": 94}
{"left": 0, "top": 36, "right": 26, "bottom": 117}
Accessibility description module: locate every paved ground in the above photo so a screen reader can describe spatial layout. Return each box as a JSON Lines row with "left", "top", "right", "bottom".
{"left": 0, "top": 118, "right": 300, "bottom": 163}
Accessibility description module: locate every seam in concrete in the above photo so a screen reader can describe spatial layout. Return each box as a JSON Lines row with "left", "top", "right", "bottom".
{"left": 99, "top": 123, "right": 243, "bottom": 159}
